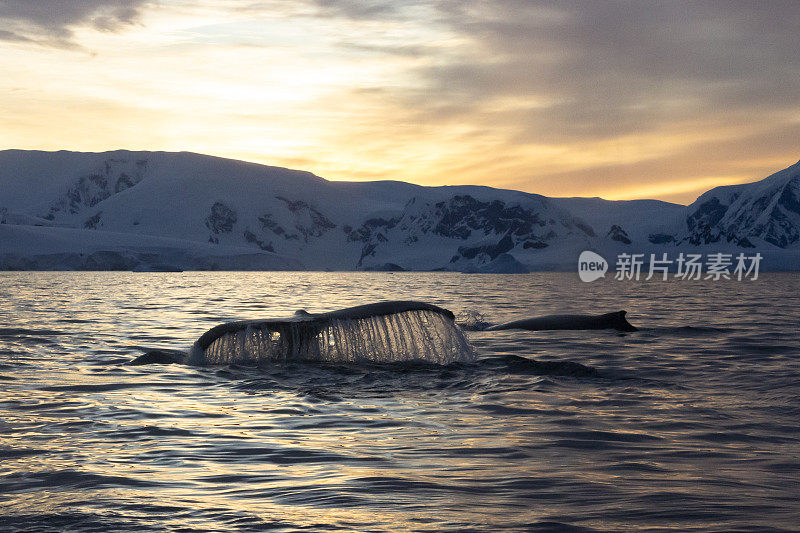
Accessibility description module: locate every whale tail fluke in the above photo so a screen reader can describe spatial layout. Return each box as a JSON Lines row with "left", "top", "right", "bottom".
{"left": 186, "top": 301, "right": 475, "bottom": 366}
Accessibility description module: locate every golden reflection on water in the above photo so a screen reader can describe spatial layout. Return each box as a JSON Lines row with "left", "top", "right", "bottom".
{"left": 1, "top": 272, "right": 799, "bottom": 530}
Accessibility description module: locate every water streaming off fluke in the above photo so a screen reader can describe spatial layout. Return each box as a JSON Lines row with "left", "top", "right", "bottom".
{"left": 188, "top": 302, "right": 476, "bottom": 365}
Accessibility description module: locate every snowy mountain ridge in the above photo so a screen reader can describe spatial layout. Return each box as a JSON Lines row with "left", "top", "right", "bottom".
{"left": 1, "top": 150, "right": 798, "bottom": 271}
{"left": 676, "top": 160, "right": 800, "bottom": 249}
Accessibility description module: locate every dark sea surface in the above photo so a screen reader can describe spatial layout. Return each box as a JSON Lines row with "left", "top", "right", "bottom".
{"left": 1, "top": 271, "right": 798, "bottom": 532}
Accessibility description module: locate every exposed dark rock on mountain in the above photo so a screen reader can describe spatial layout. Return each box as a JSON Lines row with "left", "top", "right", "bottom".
{"left": 607, "top": 225, "right": 632, "bottom": 245}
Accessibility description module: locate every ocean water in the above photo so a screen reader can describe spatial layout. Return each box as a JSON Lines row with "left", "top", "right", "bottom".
{"left": 1, "top": 271, "right": 798, "bottom": 532}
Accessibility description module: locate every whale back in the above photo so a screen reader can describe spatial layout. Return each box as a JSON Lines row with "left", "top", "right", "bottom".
{"left": 485, "top": 310, "right": 637, "bottom": 332}
{"left": 187, "top": 301, "right": 474, "bottom": 366}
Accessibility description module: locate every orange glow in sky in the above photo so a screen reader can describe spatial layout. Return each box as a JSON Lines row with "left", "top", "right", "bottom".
{"left": 1, "top": 1, "right": 799, "bottom": 204}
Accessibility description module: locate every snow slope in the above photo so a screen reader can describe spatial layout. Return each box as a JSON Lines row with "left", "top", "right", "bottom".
{"left": 676, "top": 160, "right": 800, "bottom": 249}
{"left": 1, "top": 150, "right": 798, "bottom": 271}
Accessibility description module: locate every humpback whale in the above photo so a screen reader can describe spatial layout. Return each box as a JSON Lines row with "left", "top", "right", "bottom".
{"left": 485, "top": 310, "right": 637, "bottom": 332}
{"left": 129, "top": 302, "right": 637, "bottom": 365}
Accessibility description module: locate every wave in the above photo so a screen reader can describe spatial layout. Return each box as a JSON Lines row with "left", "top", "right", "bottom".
{"left": 0, "top": 328, "right": 66, "bottom": 337}
{"left": 638, "top": 326, "right": 738, "bottom": 336}
{"left": 457, "top": 309, "right": 493, "bottom": 331}
{"left": 479, "top": 354, "right": 599, "bottom": 377}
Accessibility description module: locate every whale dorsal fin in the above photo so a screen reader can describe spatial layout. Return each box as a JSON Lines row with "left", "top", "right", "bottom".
{"left": 607, "top": 310, "right": 637, "bottom": 332}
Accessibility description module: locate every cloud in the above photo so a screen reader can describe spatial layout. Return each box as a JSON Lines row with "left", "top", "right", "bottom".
{"left": 0, "top": 0, "right": 151, "bottom": 46}
{"left": 2, "top": 0, "right": 798, "bottom": 203}
{"left": 281, "top": 1, "right": 800, "bottom": 145}
{"left": 0, "top": 28, "right": 34, "bottom": 43}
{"left": 397, "top": 1, "right": 800, "bottom": 136}
{"left": 296, "top": 0, "right": 800, "bottom": 201}
{"left": 306, "top": 0, "right": 412, "bottom": 21}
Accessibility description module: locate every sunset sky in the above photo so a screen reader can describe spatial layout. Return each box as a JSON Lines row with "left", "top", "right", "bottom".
{"left": 1, "top": 0, "right": 799, "bottom": 204}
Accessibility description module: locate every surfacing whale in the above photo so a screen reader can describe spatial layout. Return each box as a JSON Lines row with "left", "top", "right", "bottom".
{"left": 131, "top": 301, "right": 471, "bottom": 366}
{"left": 129, "top": 303, "right": 637, "bottom": 366}
{"left": 485, "top": 310, "right": 637, "bottom": 332}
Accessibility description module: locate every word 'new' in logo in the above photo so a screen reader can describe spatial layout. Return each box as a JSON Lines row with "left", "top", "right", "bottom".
{"left": 578, "top": 251, "right": 608, "bottom": 282}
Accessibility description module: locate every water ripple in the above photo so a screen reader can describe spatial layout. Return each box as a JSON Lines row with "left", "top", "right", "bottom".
{"left": 1, "top": 271, "right": 799, "bottom": 532}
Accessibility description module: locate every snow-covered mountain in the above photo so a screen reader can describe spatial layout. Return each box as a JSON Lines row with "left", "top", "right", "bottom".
{"left": 1, "top": 150, "right": 798, "bottom": 271}
{"left": 674, "top": 161, "right": 800, "bottom": 249}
